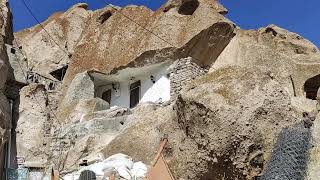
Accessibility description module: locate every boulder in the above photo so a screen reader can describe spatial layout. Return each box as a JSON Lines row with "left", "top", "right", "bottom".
{"left": 211, "top": 25, "right": 320, "bottom": 97}
{"left": 16, "top": 84, "right": 49, "bottom": 164}
{"left": 6, "top": 44, "right": 27, "bottom": 84}
{"left": 62, "top": 71, "right": 94, "bottom": 107}
{"left": 171, "top": 67, "right": 306, "bottom": 179}
{"left": 67, "top": 98, "right": 110, "bottom": 123}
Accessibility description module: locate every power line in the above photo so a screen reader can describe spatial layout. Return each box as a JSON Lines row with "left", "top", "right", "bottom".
{"left": 98, "top": 0, "right": 227, "bottom": 67}
{"left": 101, "top": 0, "right": 177, "bottom": 48}
{"left": 20, "top": 0, "right": 94, "bottom": 72}
{"left": 0, "top": 5, "right": 66, "bottom": 168}
{"left": 0, "top": 8, "right": 63, "bottom": 122}
{"left": 20, "top": 0, "right": 71, "bottom": 58}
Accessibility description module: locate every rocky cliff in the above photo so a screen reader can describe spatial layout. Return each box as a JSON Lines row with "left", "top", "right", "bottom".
{"left": 0, "top": 0, "right": 14, "bottom": 176}
{"left": 15, "top": 0, "right": 232, "bottom": 83}
{"left": 5, "top": 0, "right": 320, "bottom": 179}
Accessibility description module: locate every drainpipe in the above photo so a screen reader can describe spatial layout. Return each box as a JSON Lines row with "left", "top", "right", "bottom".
{"left": 7, "top": 99, "right": 13, "bottom": 168}
{"left": 5, "top": 99, "right": 13, "bottom": 180}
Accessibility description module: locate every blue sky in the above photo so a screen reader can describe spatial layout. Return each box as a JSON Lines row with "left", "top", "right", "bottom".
{"left": 8, "top": 0, "right": 319, "bottom": 47}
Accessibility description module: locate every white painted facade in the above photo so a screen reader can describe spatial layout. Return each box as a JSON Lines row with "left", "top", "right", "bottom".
{"left": 93, "top": 63, "right": 171, "bottom": 108}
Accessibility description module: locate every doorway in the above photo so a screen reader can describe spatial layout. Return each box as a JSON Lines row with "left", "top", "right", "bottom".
{"left": 130, "top": 81, "right": 141, "bottom": 108}
{"left": 102, "top": 89, "right": 111, "bottom": 104}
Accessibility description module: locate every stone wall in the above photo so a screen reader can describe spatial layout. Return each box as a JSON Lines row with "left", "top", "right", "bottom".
{"left": 169, "top": 57, "right": 206, "bottom": 99}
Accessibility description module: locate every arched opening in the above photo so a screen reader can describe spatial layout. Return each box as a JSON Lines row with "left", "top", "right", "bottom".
{"left": 178, "top": 0, "right": 199, "bottom": 15}
{"left": 304, "top": 74, "right": 320, "bottom": 100}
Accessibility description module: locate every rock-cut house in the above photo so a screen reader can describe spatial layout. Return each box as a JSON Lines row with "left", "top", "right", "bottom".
{"left": 63, "top": 57, "right": 207, "bottom": 110}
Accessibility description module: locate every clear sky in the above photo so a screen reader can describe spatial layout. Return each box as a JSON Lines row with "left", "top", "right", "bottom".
{"left": 8, "top": 0, "right": 320, "bottom": 47}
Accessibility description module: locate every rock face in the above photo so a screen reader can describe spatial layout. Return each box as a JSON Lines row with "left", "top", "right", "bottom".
{"left": 16, "top": 84, "right": 49, "bottom": 165}
{"left": 211, "top": 25, "right": 320, "bottom": 97}
{"left": 15, "top": 0, "right": 233, "bottom": 83}
{"left": 62, "top": 71, "right": 95, "bottom": 107}
{"left": 0, "top": 0, "right": 15, "bottom": 176}
{"left": 0, "top": 0, "right": 13, "bottom": 131}
{"left": 7, "top": 0, "right": 320, "bottom": 179}
{"left": 173, "top": 67, "right": 301, "bottom": 179}
{"left": 15, "top": 3, "right": 90, "bottom": 78}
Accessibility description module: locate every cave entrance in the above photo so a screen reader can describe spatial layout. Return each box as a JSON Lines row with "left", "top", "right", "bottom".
{"left": 49, "top": 65, "right": 68, "bottom": 81}
{"left": 304, "top": 74, "right": 320, "bottom": 100}
{"left": 178, "top": 0, "right": 199, "bottom": 15}
{"left": 98, "top": 11, "right": 112, "bottom": 24}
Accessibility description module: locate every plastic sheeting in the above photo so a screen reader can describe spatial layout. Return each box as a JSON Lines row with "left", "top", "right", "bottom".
{"left": 64, "top": 153, "right": 148, "bottom": 180}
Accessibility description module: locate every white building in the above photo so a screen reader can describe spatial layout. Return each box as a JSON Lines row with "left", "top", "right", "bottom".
{"left": 91, "top": 62, "right": 171, "bottom": 108}
{"left": 63, "top": 57, "right": 206, "bottom": 110}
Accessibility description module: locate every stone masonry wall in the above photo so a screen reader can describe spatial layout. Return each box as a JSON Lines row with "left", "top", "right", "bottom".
{"left": 169, "top": 57, "right": 207, "bottom": 99}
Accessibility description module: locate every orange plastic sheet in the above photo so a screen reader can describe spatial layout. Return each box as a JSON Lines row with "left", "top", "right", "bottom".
{"left": 146, "top": 138, "right": 174, "bottom": 180}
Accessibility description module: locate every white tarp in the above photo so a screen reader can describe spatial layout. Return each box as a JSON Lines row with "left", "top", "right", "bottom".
{"left": 63, "top": 153, "right": 148, "bottom": 180}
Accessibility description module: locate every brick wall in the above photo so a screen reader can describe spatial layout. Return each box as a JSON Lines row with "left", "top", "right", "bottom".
{"left": 169, "top": 57, "right": 207, "bottom": 99}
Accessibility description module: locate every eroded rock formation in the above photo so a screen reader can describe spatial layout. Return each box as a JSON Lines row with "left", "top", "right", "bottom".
{"left": 3, "top": 0, "right": 320, "bottom": 179}
{"left": 0, "top": 0, "right": 15, "bottom": 176}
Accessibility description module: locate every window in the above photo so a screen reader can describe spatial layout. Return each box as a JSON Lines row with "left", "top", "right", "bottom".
{"left": 130, "top": 81, "right": 141, "bottom": 108}
{"left": 102, "top": 89, "right": 112, "bottom": 104}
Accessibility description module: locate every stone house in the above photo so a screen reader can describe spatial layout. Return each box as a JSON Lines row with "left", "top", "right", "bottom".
{"left": 64, "top": 57, "right": 206, "bottom": 110}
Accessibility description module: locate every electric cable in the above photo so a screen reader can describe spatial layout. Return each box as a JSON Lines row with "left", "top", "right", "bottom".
{"left": 21, "top": 0, "right": 72, "bottom": 57}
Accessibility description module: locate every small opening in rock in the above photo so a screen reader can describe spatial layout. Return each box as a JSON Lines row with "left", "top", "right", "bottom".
{"left": 120, "top": 121, "right": 124, "bottom": 125}
{"left": 49, "top": 65, "right": 68, "bottom": 81}
{"left": 178, "top": 0, "right": 199, "bottom": 15}
{"left": 98, "top": 11, "right": 112, "bottom": 24}
{"left": 304, "top": 74, "right": 320, "bottom": 100}
{"left": 265, "top": 27, "right": 277, "bottom": 36}
{"left": 48, "top": 82, "right": 55, "bottom": 90}
{"left": 79, "top": 160, "right": 88, "bottom": 167}
{"left": 10, "top": 48, "right": 16, "bottom": 54}
{"left": 219, "top": 10, "right": 228, "bottom": 15}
